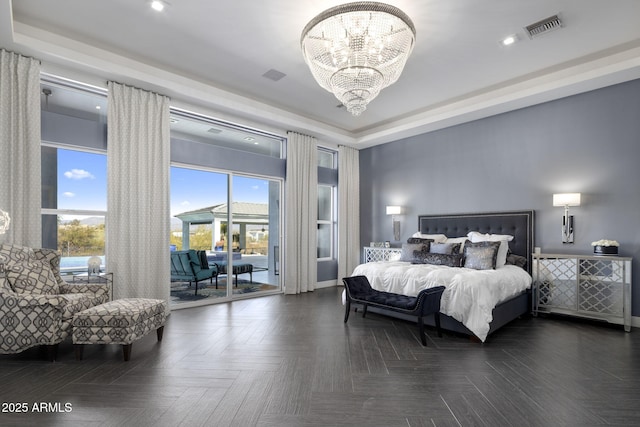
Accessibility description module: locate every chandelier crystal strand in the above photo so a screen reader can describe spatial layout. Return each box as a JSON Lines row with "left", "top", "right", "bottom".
{"left": 301, "top": 2, "right": 416, "bottom": 115}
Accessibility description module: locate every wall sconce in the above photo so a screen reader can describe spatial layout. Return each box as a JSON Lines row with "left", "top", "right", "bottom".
{"left": 386, "top": 206, "right": 402, "bottom": 241}
{"left": 552, "top": 193, "right": 581, "bottom": 243}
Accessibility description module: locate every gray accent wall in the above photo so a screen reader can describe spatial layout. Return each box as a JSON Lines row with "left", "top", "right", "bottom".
{"left": 42, "top": 111, "right": 107, "bottom": 150}
{"left": 360, "top": 78, "right": 640, "bottom": 316}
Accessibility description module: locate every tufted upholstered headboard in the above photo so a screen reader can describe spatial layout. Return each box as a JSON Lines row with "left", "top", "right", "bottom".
{"left": 418, "top": 210, "right": 535, "bottom": 274}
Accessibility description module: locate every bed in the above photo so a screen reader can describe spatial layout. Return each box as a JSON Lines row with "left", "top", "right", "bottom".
{"left": 351, "top": 210, "right": 535, "bottom": 342}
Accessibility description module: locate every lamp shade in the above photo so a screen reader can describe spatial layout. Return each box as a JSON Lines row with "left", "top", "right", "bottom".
{"left": 386, "top": 205, "right": 401, "bottom": 215}
{"left": 553, "top": 193, "right": 581, "bottom": 207}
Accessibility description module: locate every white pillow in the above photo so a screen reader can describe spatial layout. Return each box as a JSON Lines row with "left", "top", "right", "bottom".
{"left": 411, "top": 232, "right": 447, "bottom": 243}
{"left": 467, "top": 232, "right": 514, "bottom": 268}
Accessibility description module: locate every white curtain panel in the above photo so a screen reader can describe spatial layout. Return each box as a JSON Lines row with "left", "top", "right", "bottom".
{"left": 284, "top": 131, "right": 317, "bottom": 294}
{"left": 0, "top": 50, "right": 41, "bottom": 246}
{"left": 106, "top": 82, "right": 170, "bottom": 303}
{"left": 337, "top": 145, "right": 360, "bottom": 283}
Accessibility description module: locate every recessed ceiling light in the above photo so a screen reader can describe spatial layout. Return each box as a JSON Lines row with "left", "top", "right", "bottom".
{"left": 500, "top": 34, "right": 518, "bottom": 46}
{"left": 151, "top": 1, "right": 165, "bottom": 12}
{"left": 95, "top": 105, "right": 101, "bottom": 110}
{"left": 244, "top": 137, "right": 255, "bottom": 142}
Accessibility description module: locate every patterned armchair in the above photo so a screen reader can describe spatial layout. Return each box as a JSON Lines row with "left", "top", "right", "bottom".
{"left": 0, "top": 244, "right": 110, "bottom": 359}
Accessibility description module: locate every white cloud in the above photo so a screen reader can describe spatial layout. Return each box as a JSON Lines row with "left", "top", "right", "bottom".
{"left": 64, "top": 169, "right": 95, "bottom": 180}
{"left": 180, "top": 201, "right": 190, "bottom": 206}
{"left": 63, "top": 192, "right": 75, "bottom": 198}
{"left": 251, "top": 185, "right": 259, "bottom": 190}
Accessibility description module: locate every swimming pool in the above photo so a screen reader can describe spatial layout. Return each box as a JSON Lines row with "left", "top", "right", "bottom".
{"left": 60, "top": 255, "right": 105, "bottom": 273}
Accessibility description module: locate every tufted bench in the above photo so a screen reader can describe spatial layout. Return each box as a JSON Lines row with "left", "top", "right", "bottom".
{"left": 342, "top": 276, "right": 445, "bottom": 346}
{"left": 214, "top": 261, "right": 253, "bottom": 286}
{"left": 72, "top": 298, "right": 167, "bottom": 361}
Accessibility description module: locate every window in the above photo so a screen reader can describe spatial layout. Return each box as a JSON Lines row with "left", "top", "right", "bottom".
{"left": 169, "top": 111, "right": 284, "bottom": 307}
{"left": 318, "top": 148, "right": 336, "bottom": 168}
{"left": 41, "top": 147, "right": 107, "bottom": 275}
{"left": 40, "top": 79, "right": 108, "bottom": 277}
{"left": 317, "top": 147, "right": 338, "bottom": 262}
{"left": 317, "top": 185, "right": 334, "bottom": 259}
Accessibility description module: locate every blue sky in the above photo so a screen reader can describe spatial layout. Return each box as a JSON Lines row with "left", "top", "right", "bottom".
{"left": 57, "top": 149, "right": 271, "bottom": 216}
{"left": 170, "top": 167, "right": 270, "bottom": 216}
{"left": 57, "top": 149, "right": 107, "bottom": 211}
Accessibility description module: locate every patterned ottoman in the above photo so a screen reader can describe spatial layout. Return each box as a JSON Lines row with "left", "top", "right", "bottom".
{"left": 72, "top": 298, "right": 167, "bottom": 361}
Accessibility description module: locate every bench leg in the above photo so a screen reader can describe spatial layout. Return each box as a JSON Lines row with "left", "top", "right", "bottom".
{"left": 434, "top": 312, "right": 442, "bottom": 338}
{"left": 418, "top": 317, "right": 427, "bottom": 346}
{"left": 362, "top": 303, "right": 368, "bottom": 318}
{"left": 122, "top": 344, "right": 132, "bottom": 362}
{"left": 235, "top": 273, "right": 238, "bottom": 287}
{"left": 74, "top": 344, "right": 84, "bottom": 361}
{"left": 194, "top": 281, "right": 199, "bottom": 295}
{"left": 157, "top": 326, "right": 165, "bottom": 342}
{"left": 344, "top": 300, "right": 351, "bottom": 323}
{"left": 249, "top": 271, "right": 252, "bottom": 283}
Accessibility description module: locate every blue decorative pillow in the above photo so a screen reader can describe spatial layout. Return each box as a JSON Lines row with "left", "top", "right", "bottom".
{"left": 412, "top": 251, "right": 463, "bottom": 267}
{"left": 463, "top": 241, "right": 501, "bottom": 270}
{"left": 429, "top": 242, "right": 461, "bottom": 255}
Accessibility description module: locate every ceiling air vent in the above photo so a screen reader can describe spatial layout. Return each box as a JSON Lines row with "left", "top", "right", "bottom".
{"left": 207, "top": 127, "right": 222, "bottom": 134}
{"left": 525, "top": 14, "right": 562, "bottom": 38}
{"left": 262, "top": 69, "right": 286, "bottom": 82}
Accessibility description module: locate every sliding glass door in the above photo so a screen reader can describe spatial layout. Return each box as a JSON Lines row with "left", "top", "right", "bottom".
{"left": 169, "top": 167, "right": 227, "bottom": 306}
{"left": 230, "top": 175, "right": 281, "bottom": 296}
{"left": 168, "top": 109, "right": 284, "bottom": 308}
{"left": 170, "top": 166, "right": 281, "bottom": 307}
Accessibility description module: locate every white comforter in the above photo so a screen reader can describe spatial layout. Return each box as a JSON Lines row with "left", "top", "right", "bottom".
{"left": 350, "top": 261, "right": 532, "bottom": 342}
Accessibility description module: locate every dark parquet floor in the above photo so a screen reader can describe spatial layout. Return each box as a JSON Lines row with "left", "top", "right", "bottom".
{"left": 1, "top": 286, "right": 639, "bottom": 426}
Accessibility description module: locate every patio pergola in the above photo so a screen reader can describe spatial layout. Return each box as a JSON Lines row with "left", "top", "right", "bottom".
{"left": 174, "top": 202, "right": 269, "bottom": 252}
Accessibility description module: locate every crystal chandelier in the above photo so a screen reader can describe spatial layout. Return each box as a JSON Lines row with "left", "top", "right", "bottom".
{"left": 301, "top": 2, "right": 416, "bottom": 116}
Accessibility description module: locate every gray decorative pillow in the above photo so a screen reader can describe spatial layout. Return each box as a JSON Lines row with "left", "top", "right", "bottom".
{"left": 506, "top": 254, "right": 527, "bottom": 269}
{"left": 429, "top": 242, "right": 461, "bottom": 255}
{"left": 6, "top": 259, "right": 60, "bottom": 295}
{"left": 400, "top": 242, "right": 428, "bottom": 262}
{"left": 463, "top": 241, "right": 501, "bottom": 270}
{"left": 412, "top": 251, "right": 463, "bottom": 267}
{"left": 406, "top": 237, "right": 433, "bottom": 251}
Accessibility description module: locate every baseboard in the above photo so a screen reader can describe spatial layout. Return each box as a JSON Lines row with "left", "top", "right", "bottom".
{"left": 316, "top": 279, "right": 337, "bottom": 289}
